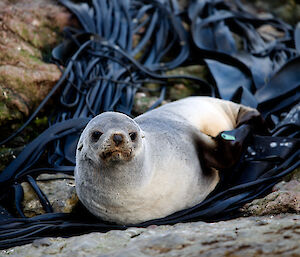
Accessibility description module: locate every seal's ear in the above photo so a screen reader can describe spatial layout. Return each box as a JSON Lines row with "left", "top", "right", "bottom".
{"left": 77, "top": 143, "right": 83, "bottom": 152}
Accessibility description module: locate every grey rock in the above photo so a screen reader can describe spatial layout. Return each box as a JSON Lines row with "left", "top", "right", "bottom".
{"left": 22, "top": 173, "right": 78, "bottom": 217}
{"left": 244, "top": 0, "right": 300, "bottom": 25}
{"left": 132, "top": 92, "right": 161, "bottom": 115}
{"left": 241, "top": 168, "right": 300, "bottom": 216}
{"left": 2, "top": 214, "right": 300, "bottom": 257}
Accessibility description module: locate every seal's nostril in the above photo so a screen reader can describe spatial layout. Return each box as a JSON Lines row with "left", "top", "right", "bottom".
{"left": 113, "top": 134, "right": 123, "bottom": 146}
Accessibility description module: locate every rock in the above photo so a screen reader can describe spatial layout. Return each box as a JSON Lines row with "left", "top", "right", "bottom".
{"left": 132, "top": 92, "right": 169, "bottom": 115}
{"left": 241, "top": 168, "right": 300, "bottom": 216}
{"left": 0, "top": 0, "right": 73, "bottom": 128}
{"left": 244, "top": 0, "right": 300, "bottom": 25}
{"left": 241, "top": 184, "right": 300, "bottom": 216}
{"left": 132, "top": 92, "right": 159, "bottom": 115}
{"left": 0, "top": 0, "right": 73, "bottom": 171}
{"left": 285, "top": 167, "right": 300, "bottom": 182}
{"left": 0, "top": 146, "right": 22, "bottom": 171}
{"left": 2, "top": 214, "right": 300, "bottom": 256}
{"left": 165, "top": 65, "right": 207, "bottom": 78}
{"left": 0, "top": 116, "right": 48, "bottom": 172}
{"left": 22, "top": 173, "right": 78, "bottom": 217}
{"left": 168, "top": 83, "right": 195, "bottom": 101}
{"left": 257, "top": 24, "right": 285, "bottom": 42}
{"left": 165, "top": 65, "right": 209, "bottom": 100}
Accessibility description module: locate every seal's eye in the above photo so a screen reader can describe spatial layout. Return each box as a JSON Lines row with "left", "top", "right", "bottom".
{"left": 129, "top": 132, "right": 137, "bottom": 141}
{"left": 91, "top": 131, "right": 103, "bottom": 142}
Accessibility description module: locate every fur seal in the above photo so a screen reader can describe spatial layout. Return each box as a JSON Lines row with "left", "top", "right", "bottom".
{"left": 75, "top": 96, "right": 261, "bottom": 224}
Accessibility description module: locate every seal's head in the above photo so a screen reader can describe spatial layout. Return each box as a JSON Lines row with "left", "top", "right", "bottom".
{"left": 77, "top": 112, "right": 144, "bottom": 167}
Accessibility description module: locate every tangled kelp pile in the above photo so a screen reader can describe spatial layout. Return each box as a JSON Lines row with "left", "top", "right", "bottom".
{"left": 0, "top": 0, "right": 299, "bottom": 249}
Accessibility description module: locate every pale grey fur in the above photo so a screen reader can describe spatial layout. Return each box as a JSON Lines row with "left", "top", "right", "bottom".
{"left": 75, "top": 96, "right": 255, "bottom": 224}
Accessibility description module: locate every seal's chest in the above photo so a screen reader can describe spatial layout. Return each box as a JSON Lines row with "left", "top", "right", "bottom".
{"left": 94, "top": 165, "right": 203, "bottom": 224}
{"left": 94, "top": 188, "right": 165, "bottom": 224}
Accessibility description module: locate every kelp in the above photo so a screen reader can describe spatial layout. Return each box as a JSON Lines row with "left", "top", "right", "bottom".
{"left": 0, "top": 0, "right": 299, "bottom": 249}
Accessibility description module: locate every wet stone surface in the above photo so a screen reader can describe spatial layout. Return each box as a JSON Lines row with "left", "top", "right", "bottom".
{"left": 2, "top": 214, "right": 300, "bottom": 257}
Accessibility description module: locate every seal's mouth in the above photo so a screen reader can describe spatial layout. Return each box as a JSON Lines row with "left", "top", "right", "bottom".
{"left": 100, "top": 148, "right": 132, "bottom": 162}
{"left": 101, "top": 150, "right": 119, "bottom": 159}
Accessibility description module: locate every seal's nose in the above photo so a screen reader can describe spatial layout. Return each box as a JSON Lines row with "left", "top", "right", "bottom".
{"left": 112, "top": 134, "right": 123, "bottom": 146}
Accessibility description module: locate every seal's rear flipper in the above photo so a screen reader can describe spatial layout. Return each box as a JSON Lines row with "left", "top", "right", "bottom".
{"left": 214, "top": 124, "right": 252, "bottom": 169}
{"left": 201, "top": 124, "right": 252, "bottom": 170}
{"left": 202, "top": 108, "right": 268, "bottom": 170}
{"left": 236, "top": 106, "right": 268, "bottom": 134}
